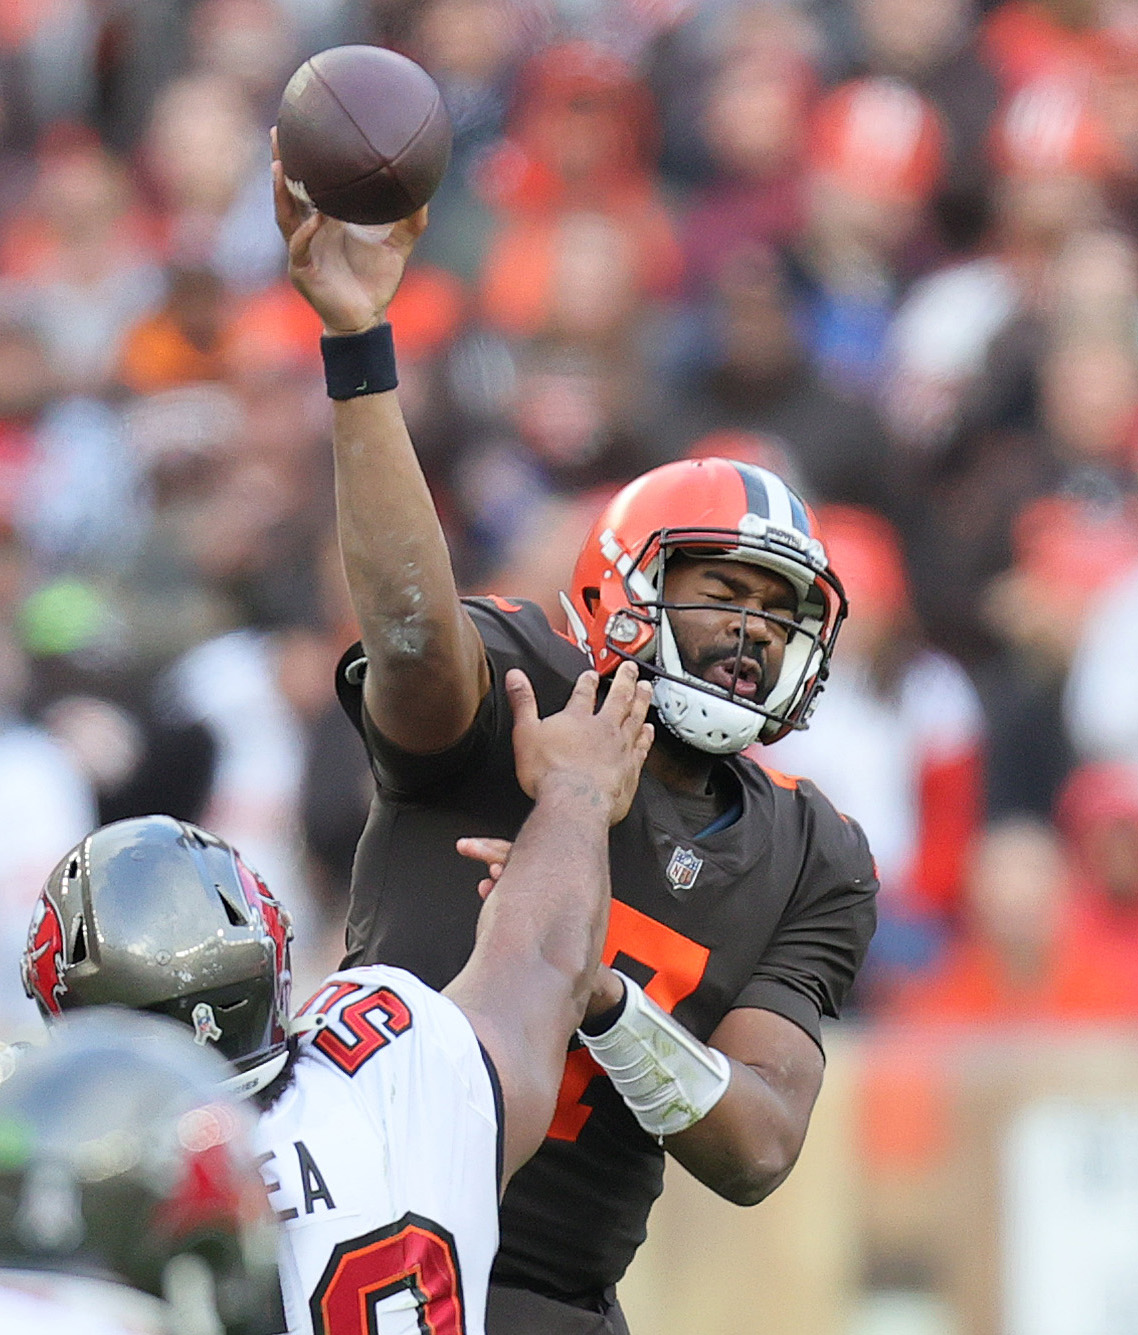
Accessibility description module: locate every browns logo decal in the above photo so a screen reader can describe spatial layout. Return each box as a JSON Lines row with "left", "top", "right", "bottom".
{"left": 22, "top": 894, "right": 67, "bottom": 1016}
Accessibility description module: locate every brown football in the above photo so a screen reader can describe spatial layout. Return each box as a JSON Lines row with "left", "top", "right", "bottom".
{"left": 276, "top": 44, "right": 453, "bottom": 225}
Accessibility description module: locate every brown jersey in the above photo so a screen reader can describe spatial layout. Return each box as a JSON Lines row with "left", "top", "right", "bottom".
{"left": 336, "top": 597, "right": 878, "bottom": 1300}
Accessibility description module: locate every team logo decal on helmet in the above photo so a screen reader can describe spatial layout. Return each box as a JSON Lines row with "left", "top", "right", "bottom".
{"left": 21, "top": 894, "right": 67, "bottom": 1017}
{"left": 235, "top": 857, "right": 293, "bottom": 1040}
{"left": 563, "top": 458, "right": 847, "bottom": 754}
{"left": 193, "top": 1002, "right": 223, "bottom": 1046}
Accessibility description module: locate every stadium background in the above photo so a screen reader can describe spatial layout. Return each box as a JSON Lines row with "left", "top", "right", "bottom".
{"left": 2, "top": 0, "right": 1138, "bottom": 1330}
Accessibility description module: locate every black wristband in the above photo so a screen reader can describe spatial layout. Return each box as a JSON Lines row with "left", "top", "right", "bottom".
{"left": 321, "top": 323, "right": 398, "bottom": 400}
{"left": 579, "top": 979, "right": 629, "bottom": 1037}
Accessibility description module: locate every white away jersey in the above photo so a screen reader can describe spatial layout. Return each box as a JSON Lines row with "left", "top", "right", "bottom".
{"left": 255, "top": 966, "right": 502, "bottom": 1335}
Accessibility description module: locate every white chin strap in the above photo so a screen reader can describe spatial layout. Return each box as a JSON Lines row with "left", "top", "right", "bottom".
{"left": 652, "top": 613, "right": 764, "bottom": 755}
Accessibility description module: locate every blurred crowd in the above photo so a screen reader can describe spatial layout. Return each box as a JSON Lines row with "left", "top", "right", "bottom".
{"left": 0, "top": 0, "right": 1138, "bottom": 1053}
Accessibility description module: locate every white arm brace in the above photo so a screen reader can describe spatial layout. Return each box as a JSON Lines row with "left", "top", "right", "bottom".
{"left": 578, "top": 971, "right": 731, "bottom": 1138}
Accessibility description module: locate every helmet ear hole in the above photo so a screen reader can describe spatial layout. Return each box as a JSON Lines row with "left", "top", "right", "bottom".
{"left": 582, "top": 586, "right": 601, "bottom": 613}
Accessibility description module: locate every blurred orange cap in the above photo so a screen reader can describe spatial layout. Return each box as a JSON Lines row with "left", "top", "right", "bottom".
{"left": 817, "top": 504, "right": 910, "bottom": 616}
{"left": 807, "top": 77, "right": 946, "bottom": 204}
{"left": 684, "top": 430, "right": 794, "bottom": 476}
{"left": 988, "top": 77, "right": 1124, "bottom": 178}
{"left": 510, "top": 39, "right": 659, "bottom": 167}
{"left": 1011, "top": 493, "right": 1138, "bottom": 596}
{"left": 1056, "top": 761, "right": 1138, "bottom": 843}
{"left": 514, "top": 40, "right": 645, "bottom": 113}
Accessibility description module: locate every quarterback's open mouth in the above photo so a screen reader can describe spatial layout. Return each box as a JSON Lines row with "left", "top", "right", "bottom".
{"left": 704, "top": 658, "right": 763, "bottom": 699}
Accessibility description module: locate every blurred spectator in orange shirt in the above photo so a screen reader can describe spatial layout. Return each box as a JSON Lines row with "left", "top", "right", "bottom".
{"left": 118, "top": 269, "right": 328, "bottom": 399}
{"left": 886, "top": 815, "right": 1138, "bottom": 1022}
{"left": 477, "top": 40, "right": 682, "bottom": 337}
{"left": 1056, "top": 760, "right": 1138, "bottom": 975}
{"left": 765, "top": 504, "right": 984, "bottom": 1005}
{"left": 138, "top": 71, "right": 281, "bottom": 287}
{"left": 0, "top": 129, "right": 163, "bottom": 394}
{"left": 117, "top": 265, "right": 230, "bottom": 394}
{"left": 482, "top": 39, "right": 663, "bottom": 215}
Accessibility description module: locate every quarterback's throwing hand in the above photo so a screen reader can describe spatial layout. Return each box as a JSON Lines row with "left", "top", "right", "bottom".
{"left": 507, "top": 662, "right": 653, "bottom": 826}
{"left": 271, "top": 127, "right": 427, "bottom": 336}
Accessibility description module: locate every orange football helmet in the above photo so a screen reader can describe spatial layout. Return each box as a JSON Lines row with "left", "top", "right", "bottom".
{"left": 561, "top": 458, "right": 846, "bottom": 751}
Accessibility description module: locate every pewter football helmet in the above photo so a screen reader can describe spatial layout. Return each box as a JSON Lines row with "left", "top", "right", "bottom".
{"left": 0, "top": 1008, "right": 282, "bottom": 1334}
{"left": 22, "top": 816, "right": 293, "bottom": 1097}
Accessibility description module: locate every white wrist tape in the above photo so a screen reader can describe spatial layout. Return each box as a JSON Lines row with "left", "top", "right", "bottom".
{"left": 578, "top": 972, "right": 731, "bottom": 1138}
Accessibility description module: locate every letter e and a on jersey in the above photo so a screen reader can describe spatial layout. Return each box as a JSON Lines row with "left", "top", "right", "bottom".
{"left": 256, "top": 966, "right": 502, "bottom": 1335}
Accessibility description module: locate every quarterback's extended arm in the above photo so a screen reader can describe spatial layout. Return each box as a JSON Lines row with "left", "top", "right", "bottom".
{"left": 272, "top": 136, "right": 489, "bottom": 754}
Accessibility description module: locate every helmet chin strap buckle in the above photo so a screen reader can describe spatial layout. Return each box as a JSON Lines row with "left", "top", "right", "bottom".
{"left": 289, "top": 1010, "right": 329, "bottom": 1037}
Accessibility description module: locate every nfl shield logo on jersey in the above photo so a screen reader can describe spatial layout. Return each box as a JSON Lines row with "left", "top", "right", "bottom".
{"left": 665, "top": 846, "right": 704, "bottom": 892}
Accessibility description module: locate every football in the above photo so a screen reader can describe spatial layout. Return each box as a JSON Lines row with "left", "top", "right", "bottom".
{"left": 276, "top": 44, "right": 453, "bottom": 226}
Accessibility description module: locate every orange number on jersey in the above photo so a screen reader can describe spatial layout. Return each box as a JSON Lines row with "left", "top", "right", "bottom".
{"left": 546, "top": 901, "right": 710, "bottom": 1141}
{"left": 310, "top": 1214, "right": 464, "bottom": 1335}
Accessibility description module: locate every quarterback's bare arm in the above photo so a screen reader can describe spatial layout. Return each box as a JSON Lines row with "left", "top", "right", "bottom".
{"left": 584, "top": 967, "right": 824, "bottom": 1206}
{"left": 273, "top": 139, "right": 489, "bottom": 755}
{"left": 462, "top": 858, "right": 827, "bottom": 1205}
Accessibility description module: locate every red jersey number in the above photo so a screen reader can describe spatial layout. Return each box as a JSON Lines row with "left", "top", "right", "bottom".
{"left": 310, "top": 1214, "right": 465, "bottom": 1335}
{"left": 546, "top": 901, "right": 710, "bottom": 1142}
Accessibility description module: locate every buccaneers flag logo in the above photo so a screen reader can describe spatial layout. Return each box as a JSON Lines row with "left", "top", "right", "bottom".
{"left": 235, "top": 856, "right": 293, "bottom": 1035}
{"left": 22, "top": 894, "right": 67, "bottom": 1016}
